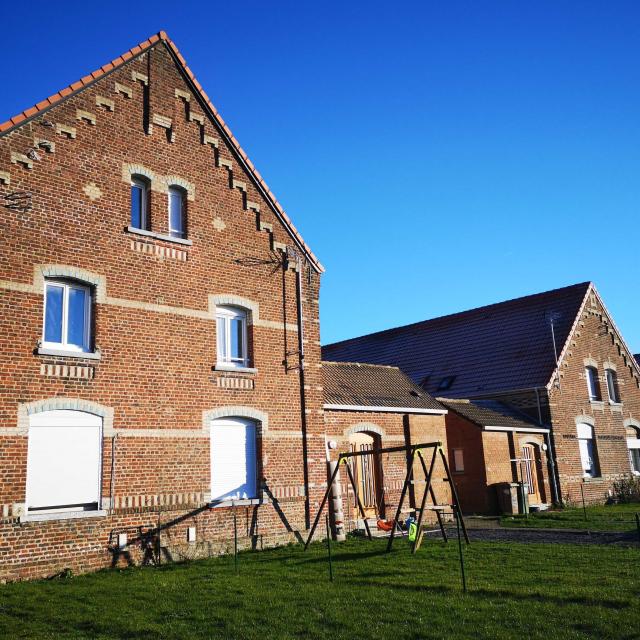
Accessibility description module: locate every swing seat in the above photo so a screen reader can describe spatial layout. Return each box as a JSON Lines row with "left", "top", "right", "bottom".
{"left": 376, "top": 519, "right": 396, "bottom": 532}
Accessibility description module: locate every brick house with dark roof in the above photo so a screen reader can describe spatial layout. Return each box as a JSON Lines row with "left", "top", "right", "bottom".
{"left": 322, "top": 362, "right": 449, "bottom": 530}
{"left": 324, "top": 283, "right": 640, "bottom": 507}
{"left": 0, "top": 32, "right": 328, "bottom": 581}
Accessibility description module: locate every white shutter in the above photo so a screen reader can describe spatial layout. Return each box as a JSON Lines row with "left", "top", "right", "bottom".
{"left": 210, "top": 418, "right": 257, "bottom": 501}
{"left": 27, "top": 410, "right": 102, "bottom": 511}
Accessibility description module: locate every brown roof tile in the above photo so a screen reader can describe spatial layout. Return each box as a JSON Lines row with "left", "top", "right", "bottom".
{"left": 438, "top": 398, "right": 543, "bottom": 431}
{"left": 323, "top": 361, "right": 444, "bottom": 412}
{"left": 323, "top": 282, "right": 592, "bottom": 398}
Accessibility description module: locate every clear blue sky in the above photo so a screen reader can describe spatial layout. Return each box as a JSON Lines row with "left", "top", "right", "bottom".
{"left": 2, "top": 2, "right": 638, "bottom": 350}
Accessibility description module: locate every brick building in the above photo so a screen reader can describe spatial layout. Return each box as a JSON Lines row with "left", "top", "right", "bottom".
{"left": 324, "top": 283, "right": 640, "bottom": 508}
{"left": 0, "top": 32, "right": 330, "bottom": 581}
{"left": 322, "top": 362, "right": 449, "bottom": 530}
{"left": 437, "top": 398, "right": 551, "bottom": 514}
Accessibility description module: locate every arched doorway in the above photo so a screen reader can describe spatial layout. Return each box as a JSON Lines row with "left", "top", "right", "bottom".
{"left": 520, "top": 442, "right": 546, "bottom": 506}
{"left": 348, "top": 431, "right": 384, "bottom": 519}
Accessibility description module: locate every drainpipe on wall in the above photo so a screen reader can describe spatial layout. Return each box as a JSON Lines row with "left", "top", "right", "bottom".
{"left": 290, "top": 250, "right": 311, "bottom": 529}
{"left": 535, "top": 387, "right": 560, "bottom": 505}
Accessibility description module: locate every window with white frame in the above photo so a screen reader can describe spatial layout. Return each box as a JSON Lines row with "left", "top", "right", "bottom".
{"left": 210, "top": 417, "right": 257, "bottom": 501}
{"left": 168, "top": 186, "right": 186, "bottom": 239}
{"left": 130, "top": 175, "right": 150, "bottom": 230}
{"left": 605, "top": 369, "right": 621, "bottom": 404}
{"left": 626, "top": 426, "right": 640, "bottom": 475}
{"left": 585, "top": 366, "right": 601, "bottom": 402}
{"left": 577, "top": 422, "right": 599, "bottom": 477}
{"left": 42, "top": 280, "right": 93, "bottom": 353}
{"left": 453, "top": 448, "right": 464, "bottom": 472}
{"left": 26, "top": 410, "right": 102, "bottom": 513}
{"left": 216, "top": 306, "right": 248, "bottom": 368}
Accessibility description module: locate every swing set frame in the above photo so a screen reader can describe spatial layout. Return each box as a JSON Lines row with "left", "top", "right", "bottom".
{"left": 304, "top": 441, "right": 470, "bottom": 552}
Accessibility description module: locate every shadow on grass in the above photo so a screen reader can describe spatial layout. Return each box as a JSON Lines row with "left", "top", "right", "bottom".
{"left": 348, "top": 578, "right": 631, "bottom": 610}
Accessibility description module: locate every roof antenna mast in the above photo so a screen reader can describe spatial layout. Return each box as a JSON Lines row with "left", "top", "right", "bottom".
{"left": 547, "top": 311, "right": 562, "bottom": 390}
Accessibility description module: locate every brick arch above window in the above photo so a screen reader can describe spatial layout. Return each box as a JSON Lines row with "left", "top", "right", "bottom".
{"left": 121, "top": 163, "right": 195, "bottom": 201}
{"left": 344, "top": 422, "right": 386, "bottom": 438}
{"left": 624, "top": 418, "right": 640, "bottom": 431}
{"left": 202, "top": 406, "right": 268, "bottom": 435}
{"left": 122, "top": 162, "right": 156, "bottom": 183}
{"left": 516, "top": 435, "right": 544, "bottom": 449}
{"left": 574, "top": 414, "right": 595, "bottom": 427}
{"left": 16, "top": 398, "right": 114, "bottom": 435}
{"left": 209, "top": 295, "right": 259, "bottom": 325}
{"left": 583, "top": 357, "right": 598, "bottom": 368}
{"left": 35, "top": 265, "right": 106, "bottom": 302}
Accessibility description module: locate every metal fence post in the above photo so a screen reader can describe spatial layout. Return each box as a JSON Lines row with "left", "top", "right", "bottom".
{"left": 326, "top": 514, "right": 334, "bottom": 582}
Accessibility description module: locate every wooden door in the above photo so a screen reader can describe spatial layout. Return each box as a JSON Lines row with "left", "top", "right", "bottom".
{"left": 521, "top": 444, "right": 543, "bottom": 505}
{"left": 348, "top": 432, "right": 382, "bottom": 518}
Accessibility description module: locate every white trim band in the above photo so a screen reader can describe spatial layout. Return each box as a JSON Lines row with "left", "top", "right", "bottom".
{"left": 323, "top": 403, "right": 447, "bottom": 415}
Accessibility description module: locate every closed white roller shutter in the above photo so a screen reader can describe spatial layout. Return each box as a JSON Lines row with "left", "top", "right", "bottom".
{"left": 27, "top": 410, "right": 102, "bottom": 512}
{"left": 210, "top": 418, "right": 257, "bottom": 501}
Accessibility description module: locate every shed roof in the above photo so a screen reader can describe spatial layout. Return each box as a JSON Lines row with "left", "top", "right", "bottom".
{"left": 322, "top": 361, "right": 444, "bottom": 413}
{"left": 438, "top": 398, "right": 545, "bottom": 432}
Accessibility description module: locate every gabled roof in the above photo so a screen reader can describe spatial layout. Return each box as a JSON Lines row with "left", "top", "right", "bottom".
{"left": 323, "top": 282, "right": 593, "bottom": 398}
{"left": 438, "top": 398, "right": 547, "bottom": 433}
{"left": 0, "top": 31, "right": 323, "bottom": 273}
{"left": 322, "top": 361, "right": 445, "bottom": 413}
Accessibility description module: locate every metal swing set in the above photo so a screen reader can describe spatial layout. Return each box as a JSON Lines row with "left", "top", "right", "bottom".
{"left": 304, "top": 441, "right": 470, "bottom": 553}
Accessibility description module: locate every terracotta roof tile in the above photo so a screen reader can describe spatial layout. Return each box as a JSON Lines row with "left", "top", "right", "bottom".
{"left": 0, "top": 31, "right": 323, "bottom": 272}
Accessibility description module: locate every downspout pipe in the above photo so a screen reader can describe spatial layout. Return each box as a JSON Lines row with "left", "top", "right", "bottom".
{"left": 291, "top": 251, "right": 311, "bottom": 529}
{"left": 535, "top": 387, "right": 560, "bottom": 505}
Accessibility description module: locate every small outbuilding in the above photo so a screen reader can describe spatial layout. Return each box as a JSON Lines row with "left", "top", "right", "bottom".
{"left": 322, "top": 361, "right": 449, "bottom": 530}
{"left": 439, "top": 398, "right": 552, "bottom": 515}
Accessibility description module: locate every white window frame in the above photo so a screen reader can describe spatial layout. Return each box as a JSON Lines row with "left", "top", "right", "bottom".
{"left": 168, "top": 186, "right": 186, "bottom": 239}
{"left": 453, "top": 448, "right": 464, "bottom": 473}
{"left": 577, "top": 422, "right": 599, "bottom": 478}
{"left": 210, "top": 417, "right": 258, "bottom": 502}
{"left": 130, "top": 175, "right": 150, "bottom": 231}
{"left": 216, "top": 306, "right": 249, "bottom": 368}
{"left": 26, "top": 410, "right": 103, "bottom": 515}
{"left": 585, "top": 366, "right": 601, "bottom": 402}
{"left": 42, "top": 280, "right": 92, "bottom": 353}
{"left": 627, "top": 427, "right": 640, "bottom": 476}
{"left": 605, "top": 369, "right": 620, "bottom": 404}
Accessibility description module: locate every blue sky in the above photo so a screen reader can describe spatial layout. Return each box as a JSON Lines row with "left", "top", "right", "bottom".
{"left": 1, "top": 2, "right": 638, "bottom": 349}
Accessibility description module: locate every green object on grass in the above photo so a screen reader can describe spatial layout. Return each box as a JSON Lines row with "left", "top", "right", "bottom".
{"left": 408, "top": 521, "right": 417, "bottom": 542}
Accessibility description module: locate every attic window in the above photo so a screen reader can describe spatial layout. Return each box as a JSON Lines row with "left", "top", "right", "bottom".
{"left": 437, "top": 376, "right": 456, "bottom": 392}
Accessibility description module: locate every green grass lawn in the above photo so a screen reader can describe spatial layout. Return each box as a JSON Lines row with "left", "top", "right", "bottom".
{"left": 500, "top": 502, "right": 640, "bottom": 531}
{"left": 1, "top": 537, "right": 639, "bottom": 640}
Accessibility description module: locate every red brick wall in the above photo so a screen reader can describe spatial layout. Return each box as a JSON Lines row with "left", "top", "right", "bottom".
{"left": 0, "top": 42, "right": 326, "bottom": 580}
{"left": 445, "top": 412, "right": 551, "bottom": 514}
{"left": 548, "top": 293, "right": 640, "bottom": 505}
{"left": 323, "top": 410, "right": 449, "bottom": 528}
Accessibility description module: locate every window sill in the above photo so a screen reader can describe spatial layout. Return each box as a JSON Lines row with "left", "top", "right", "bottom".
{"left": 208, "top": 498, "right": 267, "bottom": 509}
{"left": 37, "top": 346, "right": 101, "bottom": 360}
{"left": 20, "top": 509, "right": 107, "bottom": 523}
{"left": 608, "top": 401, "right": 623, "bottom": 408}
{"left": 589, "top": 399, "right": 604, "bottom": 407}
{"left": 582, "top": 476, "right": 603, "bottom": 483}
{"left": 126, "top": 226, "right": 192, "bottom": 246}
{"left": 214, "top": 364, "right": 257, "bottom": 374}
